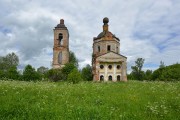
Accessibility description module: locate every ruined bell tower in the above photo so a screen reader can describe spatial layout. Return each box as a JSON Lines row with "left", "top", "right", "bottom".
{"left": 52, "top": 19, "right": 69, "bottom": 69}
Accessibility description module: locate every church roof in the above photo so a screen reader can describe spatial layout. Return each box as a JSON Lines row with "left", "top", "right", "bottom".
{"left": 96, "top": 31, "right": 120, "bottom": 40}
{"left": 55, "top": 19, "right": 67, "bottom": 29}
{"left": 94, "top": 17, "right": 120, "bottom": 41}
{"left": 96, "top": 51, "right": 127, "bottom": 62}
{"left": 97, "top": 51, "right": 127, "bottom": 59}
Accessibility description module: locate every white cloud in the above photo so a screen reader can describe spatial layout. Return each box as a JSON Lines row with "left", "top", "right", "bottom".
{"left": 0, "top": 0, "right": 179, "bottom": 71}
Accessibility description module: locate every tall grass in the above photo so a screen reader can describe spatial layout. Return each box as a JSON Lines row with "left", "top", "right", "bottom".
{"left": 0, "top": 80, "right": 179, "bottom": 120}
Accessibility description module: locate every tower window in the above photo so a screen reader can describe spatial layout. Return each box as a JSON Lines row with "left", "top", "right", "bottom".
{"left": 107, "top": 45, "right": 111, "bottom": 51}
{"left": 58, "top": 33, "right": 63, "bottom": 45}
{"left": 117, "top": 47, "right": 118, "bottom": 53}
{"left": 98, "top": 46, "right": 100, "bottom": 52}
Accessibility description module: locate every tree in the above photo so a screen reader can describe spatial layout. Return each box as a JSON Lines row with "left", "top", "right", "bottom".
{"left": 152, "top": 63, "right": 180, "bottom": 81}
{"left": 131, "top": 58, "right": 145, "bottom": 80}
{"left": 23, "top": 65, "right": 41, "bottom": 81}
{"left": 159, "top": 61, "right": 165, "bottom": 68}
{"left": 0, "top": 53, "right": 20, "bottom": 80}
{"left": 0, "top": 52, "right": 19, "bottom": 71}
{"left": 37, "top": 66, "right": 49, "bottom": 74}
{"left": 69, "top": 51, "right": 78, "bottom": 68}
{"left": 37, "top": 66, "right": 49, "bottom": 79}
{"left": 144, "top": 69, "right": 153, "bottom": 80}
{"left": 67, "top": 68, "right": 82, "bottom": 84}
{"left": 81, "top": 64, "right": 93, "bottom": 81}
{"left": 6, "top": 66, "right": 20, "bottom": 80}
{"left": 61, "top": 63, "right": 76, "bottom": 80}
{"left": 46, "top": 69, "right": 64, "bottom": 82}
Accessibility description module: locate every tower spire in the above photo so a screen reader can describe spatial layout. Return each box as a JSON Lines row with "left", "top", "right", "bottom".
{"left": 103, "top": 17, "right": 109, "bottom": 31}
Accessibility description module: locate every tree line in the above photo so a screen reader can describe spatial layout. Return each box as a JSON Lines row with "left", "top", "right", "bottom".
{"left": 128, "top": 58, "right": 180, "bottom": 81}
{"left": 0, "top": 52, "right": 179, "bottom": 82}
{"left": 0, "top": 52, "right": 92, "bottom": 83}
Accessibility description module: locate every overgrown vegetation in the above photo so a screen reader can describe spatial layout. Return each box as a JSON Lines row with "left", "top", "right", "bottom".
{"left": 0, "top": 80, "right": 179, "bottom": 120}
{"left": 128, "top": 58, "right": 180, "bottom": 81}
{"left": 0, "top": 53, "right": 179, "bottom": 82}
{"left": 0, "top": 52, "right": 84, "bottom": 83}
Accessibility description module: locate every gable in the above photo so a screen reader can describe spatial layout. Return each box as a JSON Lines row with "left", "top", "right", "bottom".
{"left": 96, "top": 52, "right": 127, "bottom": 62}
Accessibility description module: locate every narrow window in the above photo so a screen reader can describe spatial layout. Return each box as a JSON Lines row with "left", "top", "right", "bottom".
{"left": 58, "top": 33, "right": 63, "bottom": 45}
{"left": 108, "top": 75, "right": 112, "bottom": 81}
{"left": 58, "top": 52, "right": 62, "bottom": 64}
{"left": 100, "top": 75, "right": 104, "bottom": 81}
{"left": 117, "top": 47, "right": 118, "bottom": 53}
{"left": 107, "top": 45, "right": 111, "bottom": 51}
{"left": 98, "top": 46, "right": 100, "bottom": 52}
{"left": 117, "top": 75, "right": 120, "bottom": 81}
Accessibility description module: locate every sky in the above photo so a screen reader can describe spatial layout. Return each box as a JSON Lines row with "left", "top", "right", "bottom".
{"left": 0, "top": 0, "right": 180, "bottom": 73}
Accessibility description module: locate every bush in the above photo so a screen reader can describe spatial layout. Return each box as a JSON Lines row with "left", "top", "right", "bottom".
{"left": 23, "top": 65, "right": 41, "bottom": 81}
{"left": 67, "top": 68, "right": 82, "bottom": 84}
{"left": 152, "top": 63, "right": 180, "bottom": 81}
{"left": 81, "top": 64, "right": 93, "bottom": 81}
{"left": 46, "top": 69, "right": 64, "bottom": 82}
{"left": 62, "top": 63, "right": 76, "bottom": 80}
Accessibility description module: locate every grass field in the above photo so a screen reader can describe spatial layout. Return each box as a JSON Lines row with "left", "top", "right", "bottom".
{"left": 0, "top": 80, "right": 179, "bottom": 120}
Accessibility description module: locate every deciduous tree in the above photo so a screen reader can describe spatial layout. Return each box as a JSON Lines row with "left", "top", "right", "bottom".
{"left": 131, "top": 58, "right": 145, "bottom": 80}
{"left": 81, "top": 64, "right": 93, "bottom": 81}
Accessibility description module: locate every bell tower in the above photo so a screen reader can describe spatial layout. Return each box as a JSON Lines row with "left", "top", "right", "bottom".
{"left": 52, "top": 19, "right": 69, "bottom": 69}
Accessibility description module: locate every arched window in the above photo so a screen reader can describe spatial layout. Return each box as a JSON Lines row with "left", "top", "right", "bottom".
{"left": 58, "top": 52, "right": 62, "bottom": 64}
{"left": 107, "top": 45, "right": 111, "bottom": 51}
{"left": 100, "top": 75, "right": 104, "bottom": 81}
{"left": 108, "top": 75, "right": 112, "bottom": 81}
{"left": 98, "top": 46, "right": 100, "bottom": 52}
{"left": 58, "top": 33, "right": 63, "bottom": 45}
{"left": 117, "top": 75, "right": 120, "bottom": 81}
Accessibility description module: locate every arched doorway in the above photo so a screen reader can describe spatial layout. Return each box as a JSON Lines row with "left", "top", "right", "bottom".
{"left": 117, "top": 75, "right": 120, "bottom": 81}
{"left": 100, "top": 75, "right": 104, "bottom": 81}
{"left": 108, "top": 75, "right": 112, "bottom": 81}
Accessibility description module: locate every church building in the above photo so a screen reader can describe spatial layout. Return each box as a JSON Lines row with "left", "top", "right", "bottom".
{"left": 52, "top": 18, "right": 127, "bottom": 81}
{"left": 52, "top": 19, "right": 69, "bottom": 69}
{"left": 92, "top": 17, "right": 127, "bottom": 81}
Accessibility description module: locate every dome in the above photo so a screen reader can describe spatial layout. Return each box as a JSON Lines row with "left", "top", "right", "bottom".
{"left": 55, "top": 19, "right": 67, "bottom": 29}
{"left": 97, "top": 31, "right": 106, "bottom": 38}
{"left": 94, "top": 17, "right": 119, "bottom": 41}
{"left": 103, "top": 17, "right": 109, "bottom": 24}
{"left": 95, "top": 31, "right": 119, "bottom": 40}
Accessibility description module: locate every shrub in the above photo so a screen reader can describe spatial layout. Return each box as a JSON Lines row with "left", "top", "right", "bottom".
{"left": 23, "top": 64, "right": 41, "bottom": 81}
{"left": 46, "top": 69, "right": 64, "bottom": 82}
{"left": 67, "top": 68, "right": 82, "bottom": 84}
{"left": 62, "top": 63, "right": 76, "bottom": 80}
{"left": 81, "top": 64, "right": 93, "bottom": 81}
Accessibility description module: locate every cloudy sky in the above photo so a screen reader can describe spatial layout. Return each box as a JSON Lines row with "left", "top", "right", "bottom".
{"left": 0, "top": 0, "right": 180, "bottom": 72}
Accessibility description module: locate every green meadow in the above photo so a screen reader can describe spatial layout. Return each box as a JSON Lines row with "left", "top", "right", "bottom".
{"left": 0, "top": 80, "right": 179, "bottom": 120}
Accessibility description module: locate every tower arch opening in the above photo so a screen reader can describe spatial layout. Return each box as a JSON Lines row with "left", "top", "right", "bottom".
{"left": 58, "top": 33, "right": 63, "bottom": 45}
